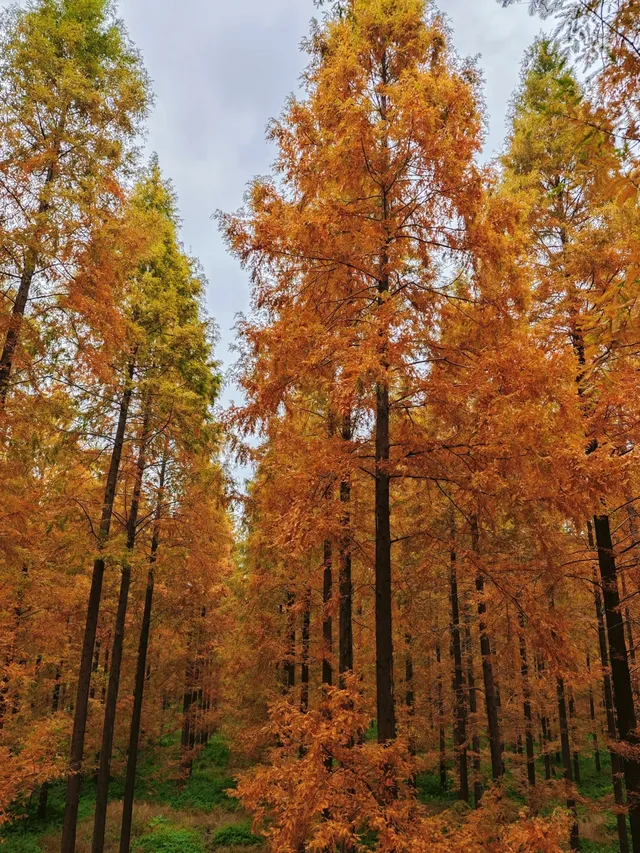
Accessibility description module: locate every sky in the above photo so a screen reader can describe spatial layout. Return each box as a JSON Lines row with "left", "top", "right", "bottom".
{"left": 112, "top": 0, "right": 549, "bottom": 409}
{"left": 1, "top": 0, "right": 550, "bottom": 408}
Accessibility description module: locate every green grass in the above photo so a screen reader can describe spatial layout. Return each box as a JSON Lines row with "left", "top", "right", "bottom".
{"left": 134, "top": 825, "right": 205, "bottom": 853}
{"left": 0, "top": 732, "right": 249, "bottom": 853}
{"left": 211, "top": 822, "right": 261, "bottom": 847}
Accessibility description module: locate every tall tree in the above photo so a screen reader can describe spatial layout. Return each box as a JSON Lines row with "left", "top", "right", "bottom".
{"left": 0, "top": 0, "right": 148, "bottom": 403}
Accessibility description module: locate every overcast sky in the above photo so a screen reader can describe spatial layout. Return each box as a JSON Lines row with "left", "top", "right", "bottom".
{"left": 112, "top": 0, "right": 547, "bottom": 407}
{"left": 2, "top": 0, "right": 549, "bottom": 406}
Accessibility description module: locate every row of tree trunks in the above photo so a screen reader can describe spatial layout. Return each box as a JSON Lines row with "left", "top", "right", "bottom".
{"left": 92, "top": 406, "right": 151, "bottom": 853}
{"left": 119, "top": 453, "right": 167, "bottom": 853}
{"left": 61, "top": 356, "right": 137, "bottom": 853}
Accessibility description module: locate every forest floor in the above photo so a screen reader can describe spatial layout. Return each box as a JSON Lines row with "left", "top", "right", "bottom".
{"left": 1, "top": 734, "right": 263, "bottom": 853}
{"left": 0, "top": 739, "right": 626, "bottom": 852}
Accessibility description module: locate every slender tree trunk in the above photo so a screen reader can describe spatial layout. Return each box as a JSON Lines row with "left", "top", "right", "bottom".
{"left": 436, "top": 641, "right": 447, "bottom": 791}
{"left": 590, "top": 531, "right": 630, "bottom": 853}
{"left": 464, "top": 617, "right": 483, "bottom": 806}
{"left": 339, "top": 413, "right": 353, "bottom": 682}
{"left": 586, "top": 652, "right": 601, "bottom": 773}
{"left": 557, "top": 674, "right": 580, "bottom": 850}
{"left": 284, "top": 592, "right": 296, "bottom": 691}
{"left": 472, "top": 520, "right": 503, "bottom": 781}
{"left": 404, "top": 633, "right": 416, "bottom": 760}
{"left": 568, "top": 689, "right": 581, "bottom": 785}
{"left": 517, "top": 611, "right": 536, "bottom": 787}
{"left": 119, "top": 454, "right": 166, "bottom": 853}
{"left": 92, "top": 409, "right": 149, "bottom": 853}
{"left": 323, "top": 540, "right": 333, "bottom": 688}
{"left": 594, "top": 514, "right": 640, "bottom": 851}
{"left": 374, "top": 49, "right": 396, "bottom": 748}
{"left": 180, "top": 655, "right": 195, "bottom": 779}
{"left": 300, "top": 591, "right": 310, "bottom": 713}
{"left": 61, "top": 358, "right": 136, "bottom": 853}
{"left": 0, "top": 133, "right": 64, "bottom": 404}
{"left": 449, "top": 524, "right": 468, "bottom": 802}
{"left": 0, "top": 252, "right": 37, "bottom": 401}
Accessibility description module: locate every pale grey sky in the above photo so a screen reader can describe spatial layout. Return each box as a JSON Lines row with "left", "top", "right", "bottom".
{"left": 2, "top": 0, "right": 549, "bottom": 405}
{"left": 114, "top": 0, "right": 547, "bottom": 406}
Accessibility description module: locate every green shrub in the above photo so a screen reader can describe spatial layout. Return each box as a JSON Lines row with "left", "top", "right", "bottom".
{"left": 169, "top": 774, "right": 237, "bottom": 811}
{"left": 0, "top": 835, "right": 42, "bottom": 853}
{"left": 211, "top": 822, "right": 261, "bottom": 847}
{"left": 134, "top": 826, "right": 204, "bottom": 853}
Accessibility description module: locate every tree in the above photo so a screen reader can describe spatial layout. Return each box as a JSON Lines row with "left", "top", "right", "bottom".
{"left": 0, "top": 0, "right": 148, "bottom": 404}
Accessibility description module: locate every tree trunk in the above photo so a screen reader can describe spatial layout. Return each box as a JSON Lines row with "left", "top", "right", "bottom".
{"left": 472, "top": 520, "right": 503, "bottom": 781}
{"left": 300, "top": 591, "right": 310, "bottom": 713}
{"left": 0, "top": 144, "right": 62, "bottom": 404}
{"left": 464, "top": 617, "right": 483, "bottom": 806}
{"left": 586, "top": 652, "right": 601, "bottom": 773}
{"left": 449, "top": 526, "right": 468, "bottom": 801}
{"left": 119, "top": 452, "right": 165, "bottom": 853}
{"left": 339, "top": 413, "right": 353, "bottom": 683}
{"left": 517, "top": 611, "right": 536, "bottom": 787}
{"left": 568, "top": 689, "right": 581, "bottom": 785}
{"left": 557, "top": 674, "right": 580, "bottom": 850}
{"left": 436, "top": 641, "right": 447, "bottom": 791}
{"left": 61, "top": 357, "right": 136, "bottom": 853}
{"left": 594, "top": 513, "right": 640, "bottom": 851}
{"left": 92, "top": 409, "right": 149, "bottom": 853}
{"left": 323, "top": 540, "right": 333, "bottom": 688}
{"left": 284, "top": 591, "right": 296, "bottom": 691}
{"left": 590, "top": 530, "right": 630, "bottom": 853}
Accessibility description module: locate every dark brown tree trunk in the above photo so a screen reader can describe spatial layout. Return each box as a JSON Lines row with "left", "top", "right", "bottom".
{"left": 300, "top": 591, "right": 310, "bottom": 713}
{"left": 61, "top": 357, "right": 136, "bottom": 853}
{"left": 180, "top": 657, "right": 196, "bottom": 779}
{"left": 92, "top": 410, "right": 149, "bottom": 853}
{"left": 339, "top": 413, "right": 353, "bottom": 683}
{"left": 405, "top": 633, "right": 415, "bottom": 758}
{"left": 472, "top": 521, "right": 503, "bottom": 781}
{"left": 436, "top": 641, "right": 447, "bottom": 791}
{"left": 586, "top": 652, "right": 601, "bottom": 773}
{"left": 323, "top": 540, "right": 333, "bottom": 688}
{"left": 568, "top": 689, "right": 581, "bottom": 785}
{"left": 284, "top": 592, "right": 296, "bottom": 691}
{"left": 517, "top": 611, "right": 536, "bottom": 787}
{"left": 449, "top": 528, "right": 468, "bottom": 802}
{"left": 464, "top": 617, "right": 483, "bottom": 806}
{"left": 590, "top": 530, "right": 630, "bottom": 853}
{"left": 374, "top": 378, "right": 394, "bottom": 742}
{"left": 374, "top": 54, "right": 395, "bottom": 748}
{"left": 119, "top": 453, "right": 165, "bottom": 853}
{"left": 557, "top": 675, "right": 580, "bottom": 850}
{"left": 0, "top": 150, "right": 60, "bottom": 404}
{"left": 541, "top": 713, "right": 552, "bottom": 781}
{"left": 594, "top": 513, "right": 640, "bottom": 851}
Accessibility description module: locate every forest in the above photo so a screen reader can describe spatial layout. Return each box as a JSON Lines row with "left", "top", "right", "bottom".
{"left": 0, "top": 0, "right": 639, "bottom": 851}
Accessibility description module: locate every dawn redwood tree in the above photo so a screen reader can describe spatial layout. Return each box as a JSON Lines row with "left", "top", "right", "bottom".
{"left": 0, "top": 0, "right": 148, "bottom": 403}
{"left": 502, "top": 40, "right": 640, "bottom": 849}
{"left": 87, "top": 160, "right": 218, "bottom": 853}
{"left": 221, "top": 0, "right": 483, "bottom": 746}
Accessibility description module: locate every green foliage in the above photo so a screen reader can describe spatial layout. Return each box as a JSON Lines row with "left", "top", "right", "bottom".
{"left": 134, "top": 825, "right": 204, "bottom": 853}
{"left": 211, "top": 822, "right": 262, "bottom": 847}
{"left": 0, "top": 834, "right": 42, "bottom": 852}
{"left": 170, "top": 774, "right": 237, "bottom": 812}
{"left": 414, "top": 770, "right": 458, "bottom": 805}
{"left": 580, "top": 841, "right": 619, "bottom": 853}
